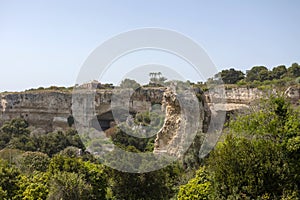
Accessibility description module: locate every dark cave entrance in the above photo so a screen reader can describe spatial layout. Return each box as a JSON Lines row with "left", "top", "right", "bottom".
{"left": 91, "top": 109, "right": 136, "bottom": 131}
{"left": 90, "top": 111, "right": 115, "bottom": 131}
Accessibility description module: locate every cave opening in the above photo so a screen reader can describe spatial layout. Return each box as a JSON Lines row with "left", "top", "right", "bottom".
{"left": 91, "top": 109, "right": 136, "bottom": 131}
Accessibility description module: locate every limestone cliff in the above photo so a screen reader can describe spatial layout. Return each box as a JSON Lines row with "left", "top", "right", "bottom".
{"left": 153, "top": 87, "right": 209, "bottom": 157}
{"left": 1, "top": 86, "right": 298, "bottom": 134}
{"left": 0, "top": 88, "right": 167, "bottom": 132}
{"left": 0, "top": 91, "right": 71, "bottom": 132}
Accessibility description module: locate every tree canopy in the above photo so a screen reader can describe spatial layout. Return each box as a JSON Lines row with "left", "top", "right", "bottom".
{"left": 215, "top": 68, "right": 245, "bottom": 84}
{"left": 179, "top": 96, "right": 300, "bottom": 199}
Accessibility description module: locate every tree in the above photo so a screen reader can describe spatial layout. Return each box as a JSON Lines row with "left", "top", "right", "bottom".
{"left": 67, "top": 115, "right": 75, "bottom": 127}
{"left": 215, "top": 68, "right": 245, "bottom": 84}
{"left": 120, "top": 78, "right": 140, "bottom": 89}
{"left": 48, "top": 171, "right": 92, "bottom": 200}
{"left": 149, "top": 72, "right": 167, "bottom": 85}
{"left": 0, "top": 132, "right": 11, "bottom": 149}
{"left": 287, "top": 62, "right": 300, "bottom": 78}
{"left": 0, "top": 118, "right": 35, "bottom": 151}
{"left": 9, "top": 135, "right": 36, "bottom": 151}
{"left": 1, "top": 118, "right": 30, "bottom": 137}
{"left": 48, "top": 155, "right": 108, "bottom": 199}
{"left": 0, "top": 186, "right": 7, "bottom": 199}
{"left": 39, "top": 130, "right": 85, "bottom": 157}
{"left": 259, "top": 68, "right": 271, "bottom": 81}
{"left": 108, "top": 167, "right": 177, "bottom": 200}
{"left": 271, "top": 65, "right": 287, "bottom": 79}
{"left": 17, "top": 172, "right": 49, "bottom": 200}
{"left": 59, "top": 146, "right": 82, "bottom": 158}
{"left": 0, "top": 159, "right": 21, "bottom": 199}
{"left": 208, "top": 134, "right": 286, "bottom": 199}
{"left": 17, "top": 151, "right": 50, "bottom": 173}
{"left": 246, "top": 66, "right": 270, "bottom": 82}
{"left": 40, "top": 131, "right": 68, "bottom": 156}
{"left": 207, "top": 96, "right": 300, "bottom": 199}
{"left": 0, "top": 118, "right": 86, "bottom": 156}
{"left": 177, "top": 166, "right": 211, "bottom": 200}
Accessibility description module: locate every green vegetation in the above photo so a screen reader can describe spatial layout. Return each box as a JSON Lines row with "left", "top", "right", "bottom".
{"left": 214, "top": 68, "right": 245, "bottom": 84}
{"left": 0, "top": 64, "right": 299, "bottom": 199}
{"left": 0, "top": 113, "right": 184, "bottom": 199}
{"left": 179, "top": 96, "right": 300, "bottom": 199}
{"left": 149, "top": 72, "right": 167, "bottom": 86}
{"left": 206, "top": 63, "right": 300, "bottom": 90}
{"left": 0, "top": 118, "right": 86, "bottom": 156}
{"left": 119, "top": 78, "right": 141, "bottom": 89}
{"left": 25, "top": 85, "right": 74, "bottom": 92}
{"left": 2, "top": 95, "right": 298, "bottom": 199}
{"left": 177, "top": 167, "right": 211, "bottom": 200}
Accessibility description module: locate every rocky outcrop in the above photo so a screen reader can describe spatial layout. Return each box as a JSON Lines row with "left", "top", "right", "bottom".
{"left": 206, "top": 87, "right": 275, "bottom": 104}
{"left": 153, "top": 88, "right": 208, "bottom": 157}
{"left": 205, "top": 87, "right": 280, "bottom": 114}
{"left": 0, "top": 88, "right": 169, "bottom": 132}
{"left": 285, "top": 86, "right": 300, "bottom": 104}
{"left": 1, "top": 86, "right": 298, "bottom": 134}
{"left": 0, "top": 91, "right": 71, "bottom": 132}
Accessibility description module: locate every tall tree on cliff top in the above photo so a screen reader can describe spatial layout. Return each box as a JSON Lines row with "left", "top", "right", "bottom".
{"left": 120, "top": 78, "right": 140, "bottom": 89}
{"left": 287, "top": 62, "right": 300, "bottom": 78}
{"left": 215, "top": 68, "right": 245, "bottom": 84}
{"left": 149, "top": 72, "right": 167, "bottom": 85}
{"left": 246, "top": 66, "right": 270, "bottom": 82}
{"left": 271, "top": 65, "right": 287, "bottom": 79}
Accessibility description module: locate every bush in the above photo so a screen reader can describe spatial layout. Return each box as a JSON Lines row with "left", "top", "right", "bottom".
{"left": 178, "top": 167, "right": 211, "bottom": 200}
{"left": 17, "top": 151, "right": 50, "bottom": 173}
{"left": 48, "top": 171, "right": 92, "bottom": 200}
{"left": 206, "top": 96, "right": 300, "bottom": 199}
{"left": 0, "top": 159, "right": 21, "bottom": 199}
{"left": 295, "top": 77, "right": 300, "bottom": 84}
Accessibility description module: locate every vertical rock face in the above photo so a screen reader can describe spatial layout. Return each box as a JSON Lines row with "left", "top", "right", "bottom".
{"left": 206, "top": 87, "right": 276, "bottom": 104}
{"left": 0, "top": 88, "right": 167, "bottom": 132}
{"left": 153, "top": 89, "right": 182, "bottom": 156}
{"left": 2, "top": 86, "right": 294, "bottom": 135}
{"left": 153, "top": 87, "right": 210, "bottom": 158}
{"left": 0, "top": 91, "right": 72, "bottom": 131}
{"left": 285, "top": 86, "right": 300, "bottom": 104}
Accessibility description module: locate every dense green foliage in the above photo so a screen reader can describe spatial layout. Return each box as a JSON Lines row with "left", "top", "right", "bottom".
{"left": 1, "top": 94, "right": 299, "bottom": 199}
{"left": 119, "top": 78, "right": 141, "bottom": 89}
{"left": 178, "top": 167, "right": 211, "bottom": 200}
{"left": 107, "top": 165, "right": 182, "bottom": 200}
{"left": 246, "top": 66, "right": 270, "bottom": 82}
{"left": 179, "top": 96, "right": 300, "bottom": 199}
{"left": 1, "top": 63, "right": 300, "bottom": 199}
{"left": 245, "top": 63, "right": 300, "bottom": 83}
{"left": 207, "top": 63, "right": 300, "bottom": 89}
{"left": 215, "top": 68, "right": 245, "bottom": 84}
{"left": 0, "top": 159, "right": 21, "bottom": 199}
{"left": 0, "top": 115, "right": 185, "bottom": 199}
{"left": 104, "top": 111, "right": 185, "bottom": 199}
{"left": 0, "top": 119, "right": 85, "bottom": 157}
{"left": 0, "top": 151, "right": 107, "bottom": 199}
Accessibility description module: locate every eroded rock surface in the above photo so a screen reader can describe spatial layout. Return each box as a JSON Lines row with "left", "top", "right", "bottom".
{"left": 1, "top": 86, "right": 297, "bottom": 134}
{"left": 0, "top": 88, "right": 166, "bottom": 132}
{"left": 285, "top": 86, "right": 300, "bottom": 104}
{"left": 153, "top": 87, "right": 210, "bottom": 158}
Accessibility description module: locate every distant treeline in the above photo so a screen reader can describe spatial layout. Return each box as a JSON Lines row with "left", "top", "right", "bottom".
{"left": 8, "top": 63, "right": 300, "bottom": 93}
{"left": 207, "top": 62, "right": 300, "bottom": 86}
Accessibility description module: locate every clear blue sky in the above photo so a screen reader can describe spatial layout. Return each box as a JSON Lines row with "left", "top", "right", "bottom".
{"left": 0, "top": 0, "right": 299, "bottom": 91}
